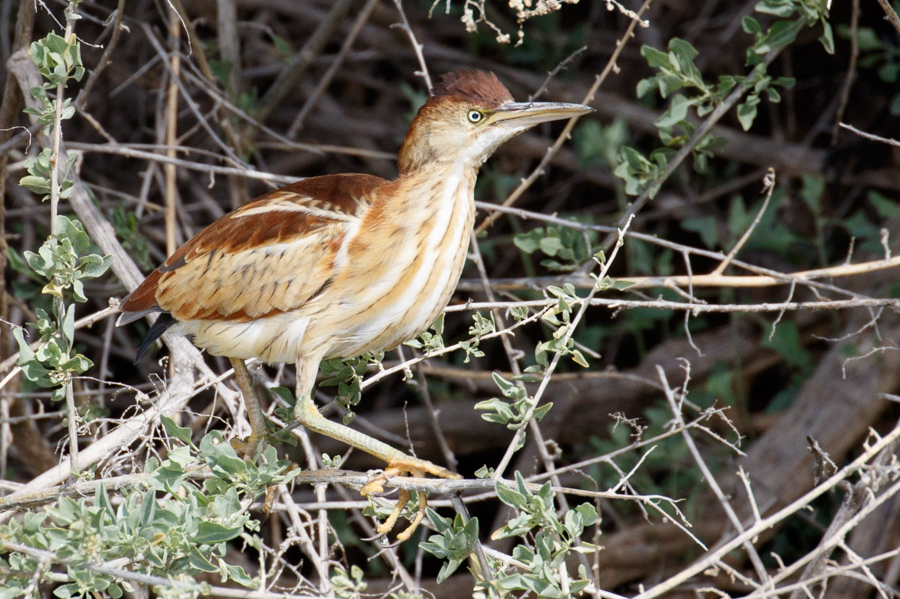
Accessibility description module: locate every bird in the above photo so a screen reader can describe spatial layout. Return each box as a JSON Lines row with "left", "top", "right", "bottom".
{"left": 118, "top": 69, "right": 593, "bottom": 539}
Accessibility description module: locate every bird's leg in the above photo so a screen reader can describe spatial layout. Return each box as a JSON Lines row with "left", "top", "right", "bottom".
{"left": 368, "top": 467, "right": 429, "bottom": 541}
{"left": 293, "top": 358, "right": 460, "bottom": 539}
{"left": 230, "top": 357, "right": 267, "bottom": 459}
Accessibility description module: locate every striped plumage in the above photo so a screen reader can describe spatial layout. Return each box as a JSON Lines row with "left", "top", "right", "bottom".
{"left": 119, "top": 70, "right": 593, "bottom": 539}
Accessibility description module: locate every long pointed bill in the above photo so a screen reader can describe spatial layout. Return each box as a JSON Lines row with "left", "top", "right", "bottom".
{"left": 488, "top": 101, "right": 595, "bottom": 129}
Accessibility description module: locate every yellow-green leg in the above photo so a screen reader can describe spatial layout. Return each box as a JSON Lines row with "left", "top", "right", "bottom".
{"left": 230, "top": 357, "right": 268, "bottom": 459}
{"left": 293, "top": 357, "right": 460, "bottom": 539}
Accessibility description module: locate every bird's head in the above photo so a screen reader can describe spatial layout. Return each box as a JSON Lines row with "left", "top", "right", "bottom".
{"left": 397, "top": 70, "right": 594, "bottom": 175}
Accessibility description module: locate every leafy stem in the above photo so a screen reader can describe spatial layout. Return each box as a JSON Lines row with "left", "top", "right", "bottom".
{"left": 15, "top": 0, "right": 98, "bottom": 476}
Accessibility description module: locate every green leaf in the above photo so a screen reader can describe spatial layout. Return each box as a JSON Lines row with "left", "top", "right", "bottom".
{"left": 755, "top": 1, "right": 797, "bottom": 17}
{"left": 475, "top": 398, "right": 513, "bottom": 425}
{"left": 188, "top": 547, "right": 219, "bottom": 573}
{"left": 762, "top": 321, "right": 814, "bottom": 373}
{"left": 854, "top": 26, "right": 881, "bottom": 51}
{"left": 60, "top": 353, "right": 92, "bottom": 374}
{"left": 668, "top": 38, "right": 699, "bottom": 62}
{"left": 425, "top": 507, "right": 452, "bottom": 535}
{"left": 800, "top": 174, "right": 825, "bottom": 216}
{"left": 737, "top": 100, "right": 758, "bottom": 131}
{"left": 63, "top": 303, "right": 76, "bottom": 345}
{"left": 19, "top": 175, "right": 51, "bottom": 195}
{"left": 194, "top": 521, "right": 243, "bottom": 544}
{"left": 538, "top": 236, "right": 564, "bottom": 256}
{"left": 532, "top": 402, "right": 553, "bottom": 422}
{"left": 80, "top": 253, "right": 112, "bottom": 279}
{"left": 268, "top": 386, "right": 295, "bottom": 407}
{"left": 742, "top": 16, "right": 762, "bottom": 35}
{"left": 436, "top": 558, "right": 464, "bottom": 584}
{"left": 491, "top": 372, "right": 517, "bottom": 396}
{"left": 636, "top": 77, "right": 657, "bottom": 98}
{"left": 0, "top": 587, "right": 25, "bottom": 599}
{"left": 57, "top": 216, "right": 90, "bottom": 255}
{"left": 95, "top": 482, "right": 115, "bottom": 518}
{"left": 220, "top": 559, "right": 254, "bottom": 587}
{"left": 640, "top": 45, "right": 670, "bottom": 68}
{"left": 513, "top": 229, "right": 541, "bottom": 253}
{"left": 496, "top": 480, "right": 527, "bottom": 510}
{"left": 140, "top": 489, "right": 157, "bottom": 527}
{"left": 655, "top": 94, "right": 691, "bottom": 127}
{"left": 755, "top": 20, "right": 801, "bottom": 54}
{"left": 869, "top": 190, "right": 900, "bottom": 220}
{"left": 13, "top": 327, "right": 36, "bottom": 363}
{"left": 657, "top": 74, "right": 686, "bottom": 98}
{"left": 819, "top": 21, "right": 834, "bottom": 54}
{"left": 161, "top": 415, "right": 193, "bottom": 445}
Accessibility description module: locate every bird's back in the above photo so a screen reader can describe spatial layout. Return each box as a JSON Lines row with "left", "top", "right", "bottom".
{"left": 119, "top": 168, "right": 476, "bottom": 364}
{"left": 119, "top": 173, "right": 384, "bottom": 360}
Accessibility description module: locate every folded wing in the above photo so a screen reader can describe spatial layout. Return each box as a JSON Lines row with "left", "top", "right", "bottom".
{"left": 119, "top": 174, "right": 384, "bottom": 343}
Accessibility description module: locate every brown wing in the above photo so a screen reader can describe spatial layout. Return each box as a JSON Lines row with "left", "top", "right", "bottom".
{"left": 121, "top": 173, "right": 384, "bottom": 324}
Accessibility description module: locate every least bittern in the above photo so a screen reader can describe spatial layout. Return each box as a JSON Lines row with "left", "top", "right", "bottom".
{"left": 119, "top": 70, "right": 593, "bottom": 539}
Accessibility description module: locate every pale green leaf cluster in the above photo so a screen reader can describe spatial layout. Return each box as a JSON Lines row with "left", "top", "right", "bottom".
{"left": 458, "top": 311, "right": 496, "bottom": 363}
{"left": 319, "top": 350, "right": 384, "bottom": 424}
{"left": 612, "top": 0, "right": 831, "bottom": 197}
{"left": 19, "top": 148, "right": 77, "bottom": 201}
{"left": 12, "top": 216, "right": 110, "bottom": 401}
{"left": 480, "top": 473, "right": 598, "bottom": 598}
{"left": 331, "top": 565, "right": 367, "bottom": 599}
{"left": 0, "top": 421, "right": 300, "bottom": 597}
{"left": 536, "top": 285, "right": 589, "bottom": 370}
{"left": 420, "top": 509, "right": 479, "bottom": 584}
{"left": 475, "top": 372, "right": 551, "bottom": 434}
{"left": 514, "top": 225, "right": 598, "bottom": 273}
{"left": 22, "top": 32, "right": 84, "bottom": 134}
{"left": 404, "top": 314, "right": 446, "bottom": 353}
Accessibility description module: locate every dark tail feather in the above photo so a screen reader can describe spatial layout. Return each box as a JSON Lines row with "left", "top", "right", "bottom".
{"left": 135, "top": 313, "right": 177, "bottom": 361}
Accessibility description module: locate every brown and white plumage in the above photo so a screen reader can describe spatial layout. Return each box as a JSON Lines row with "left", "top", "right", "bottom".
{"left": 119, "top": 70, "right": 593, "bottom": 540}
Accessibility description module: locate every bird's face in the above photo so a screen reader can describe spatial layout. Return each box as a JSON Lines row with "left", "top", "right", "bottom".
{"left": 459, "top": 100, "right": 595, "bottom": 167}
{"left": 400, "top": 97, "right": 594, "bottom": 173}
{"left": 397, "top": 70, "right": 593, "bottom": 174}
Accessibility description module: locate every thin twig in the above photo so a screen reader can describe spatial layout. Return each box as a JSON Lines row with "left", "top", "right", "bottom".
{"left": 831, "top": 0, "right": 859, "bottom": 143}
{"left": 657, "top": 363, "right": 771, "bottom": 590}
{"left": 287, "top": 0, "right": 380, "bottom": 137}
{"left": 875, "top": 0, "right": 900, "bottom": 34}
{"left": 493, "top": 216, "right": 634, "bottom": 478}
{"left": 391, "top": 0, "right": 432, "bottom": 92}
{"left": 711, "top": 168, "right": 776, "bottom": 275}
{"left": 840, "top": 122, "right": 900, "bottom": 148}
{"left": 164, "top": 4, "right": 181, "bottom": 257}
{"left": 632, "top": 421, "right": 900, "bottom": 599}
{"left": 474, "top": 0, "right": 653, "bottom": 235}
{"left": 255, "top": 0, "right": 355, "bottom": 123}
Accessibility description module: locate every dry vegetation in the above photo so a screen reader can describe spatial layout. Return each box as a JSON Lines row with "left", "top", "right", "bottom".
{"left": 1, "top": 0, "right": 900, "bottom": 597}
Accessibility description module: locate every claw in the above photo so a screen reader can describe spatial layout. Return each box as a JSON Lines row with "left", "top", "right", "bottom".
{"left": 360, "top": 469, "right": 389, "bottom": 496}
{"left": 229, "top": 435, "right": 262, "bottom": 459}
{"left": 395, "top": 491, "right": 428, "bottom": 541}
{"left": 361, "top": 460, "right": 460, "bottom": 541}
{"left": 376, "top": 489, "right": 411, "bottom": 536}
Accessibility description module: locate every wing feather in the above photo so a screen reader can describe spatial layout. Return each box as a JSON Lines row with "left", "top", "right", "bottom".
{"left": 121, "top": 173, "right": 383, "bottom": 323}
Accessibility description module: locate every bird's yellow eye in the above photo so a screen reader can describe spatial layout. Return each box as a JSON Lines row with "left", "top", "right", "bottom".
{"left": 467, "top": 109, "right": 484, "bottom": 124}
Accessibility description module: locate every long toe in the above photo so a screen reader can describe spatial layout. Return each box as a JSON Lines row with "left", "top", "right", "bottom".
{"left": 388, "top": 457, "right": 462, "bottom": 481}
{"left": 230, "top": 436, "right": 261, "bottom": 459}
{"left": 376, "top": 489, "right": 411, "bottom": 536}
{"left": 395, "top": 491, "right": 428, "bottom": 541}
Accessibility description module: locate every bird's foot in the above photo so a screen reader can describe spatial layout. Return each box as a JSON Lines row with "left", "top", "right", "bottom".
{"left": 229, "top": 418, "right": 280, "bottom": 460}
{"left": 229, "top": 435, "right": 263, "bottom": 460}
{"left": 361, "top": 458, "right": 462, "bottom": 542}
